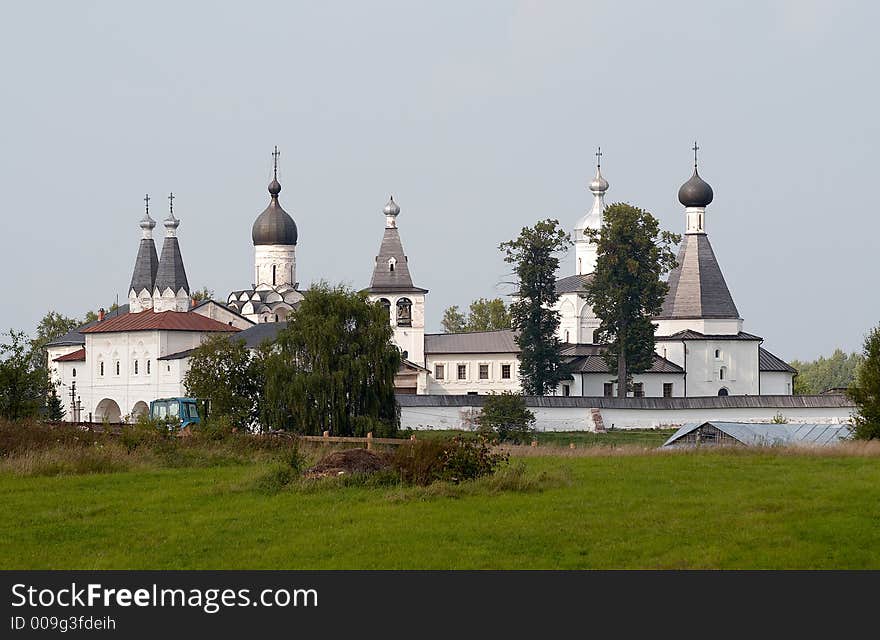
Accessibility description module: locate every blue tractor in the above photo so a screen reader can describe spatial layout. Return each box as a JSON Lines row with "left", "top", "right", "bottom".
{"left": 149, "top": 397, "right": 204, "bottom": 429}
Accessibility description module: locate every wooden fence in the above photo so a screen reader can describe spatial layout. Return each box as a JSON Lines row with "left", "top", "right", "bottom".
{"left": 300, "top": 431, "right": 416, "bottom": 450}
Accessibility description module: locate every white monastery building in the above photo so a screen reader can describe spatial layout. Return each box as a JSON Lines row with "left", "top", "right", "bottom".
{"left": 47, "top": 145, "right": 812, "bottom": 428}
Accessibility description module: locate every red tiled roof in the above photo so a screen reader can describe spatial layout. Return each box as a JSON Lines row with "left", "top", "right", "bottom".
{"left": 54, "top": 348, "right": 86, "bottom": 362}
{"left": 81, "top": 311, "right": 240, "bottom": 334}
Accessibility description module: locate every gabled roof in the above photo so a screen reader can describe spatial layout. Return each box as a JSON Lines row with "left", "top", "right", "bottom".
{"left": 759, "top": 347, "right": 798, "bottom": 373}
{"left": 45, "top": 305, "right": 131, "bottom": 348}
{"left": 81, "top": 310, "right": 240, "bottom": 334}
{"left": 663, "top": 422, "right": 852, "bottom": 447}
{"left": 53, "top": 348, "right": 86, "bottom": 362}
{"left": 425, "top": 329, "right": 519, "bottom": 354}
{"left": 154, "top": 236, "right": 189, "bottom": 294}
{"left": 555, "top": 273, "right": 593, "bottom": 295}
{"left": 368, "top": 228, "right": 427, "bottom": 293}
{"left": 658, "top": 234, "right": 739, "bottom": 320}
{"left": 563, "top": 348, "right": 684, "bottom": 374}
{"left": 129, "top": 238, "right": 159, "bottom": 294}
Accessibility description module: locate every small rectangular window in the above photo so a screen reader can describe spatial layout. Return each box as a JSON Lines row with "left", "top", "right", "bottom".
{"left": 467, "top": 391, "right": 478, "bottom": 396}
{"left": 663, "top": 382, "right": 673, "bottom": 398}
{"left": 479, "top": 364, "right": 489, "bottom": 380}
{"left": 562, "top": 384, "right": 570, "bottom": 397}
{"left": 603, "top": 383, "right": 613, "bottom": 397}
{"left": 501, "top": 364, "right": 511, "bottom": 379}
{"left": 435, "top": 364, "right": 445, "bottom": 380}
{"left": 633, "top": 382, "right": 644, "bottom": 398}
{"left": 457, "top": 364, "right": 467, "bottom": 380}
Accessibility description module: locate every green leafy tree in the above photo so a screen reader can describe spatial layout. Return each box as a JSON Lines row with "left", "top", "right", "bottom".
{"left": 30, "top": 311, "right": 82, "bottom": 370}
{"left": 441, "top": 305, "right": 467, "bottom": 333}
{"left": 477, "top": 392, "right": 536, "bottom": 443}
{"left": 790, "top": 349, "right": 864, "bottom": 395}
{"left": 183, "top": 335, "right": 262, "bottom": 428}
{"left": 848, "top": 324, "right": 880, "bottom": 440}
{"left": 262, "top": 283, "right": 401, "bottom": 436}
{"left": 584, "top": 203, "right": 679, "bottom": 398}
{"left": 190, "top": 287, "right": 215, "bottom": 303}
{"left": 500, "top": 219, "right": 571, "bottom": 395}
{"left": 442, "top": 298, "right": 511, "bottom": 333}
{"left": 0, "top": 330, "right": 50, "bottom": 420}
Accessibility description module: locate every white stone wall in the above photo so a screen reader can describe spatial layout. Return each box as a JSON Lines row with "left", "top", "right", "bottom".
{"left": 255, "top": 245, "right": 296, "bottom": 288}
{"left": 760, "top": 371, "right": 795, "bottom": 395}
{"left": 425, "top": 353, "right": 520, "bottom": 395}
{"left": 654, "top": 317, "right": 744, "bottom": 337}
{"left": 576, "top": 372, "right": 686, "bottom": 398}
{"left": 555, "top": 293, "right": 600, "bottom": 345}
{"left": 400, "top": 402, "right": 855, "bottom": 432}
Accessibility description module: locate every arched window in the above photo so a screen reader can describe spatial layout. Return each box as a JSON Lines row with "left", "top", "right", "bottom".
{"left": 134, "top": 360, "right": 139, "bottom": 375}
{"left": 388, "top": 257, "right": 397, "bottom": 272}
{"left": 718, "top": 388, "right": 729, "bottom": 396}
{"left": 379, "top": 298, "right": 391, "bottom": 318}
{"left": 115, "top": 361, "right": 120, "bottom": 376}
{"left": 72, "top": 367, "right": 77, "bottom": 378}
{"left": 396, "top": 298, "right": 412, "bottom": 327}
{"left": 272, "top": 265, "right": 277, "bottom": 286}
{"left": 565, "top": 330, "right": 570, "bottom": 343}
{"left": 715, "top": 349, "right": 721, "bottom": 359}
{"left": 719, "top": 366, "right": 726, "bottom": 381}
{"left": 274, "top": 314, "right": 279, "bottom": 322}
{"left": 99, "top": 362, "right": 104, "bottom": 377}
{"left": 146, "top": 360, "right": 151, "bottom": 375}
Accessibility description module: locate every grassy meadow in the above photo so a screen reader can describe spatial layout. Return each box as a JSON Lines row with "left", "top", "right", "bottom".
{"left": 2, "top": 434, "right": 879, "bottom": 569}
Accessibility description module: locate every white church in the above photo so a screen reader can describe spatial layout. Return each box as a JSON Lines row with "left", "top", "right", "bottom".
{"left": 47, "top": 146, "right": 799, "bottom": 425}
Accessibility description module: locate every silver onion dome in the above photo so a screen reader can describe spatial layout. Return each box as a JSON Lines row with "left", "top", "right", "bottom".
{"left": 383, "top": 196, "right": 400, "bottom": 217}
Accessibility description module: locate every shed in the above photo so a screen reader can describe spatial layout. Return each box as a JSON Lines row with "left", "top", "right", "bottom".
{"left": 662, "top": 421, "right": 852, "bottom": 448}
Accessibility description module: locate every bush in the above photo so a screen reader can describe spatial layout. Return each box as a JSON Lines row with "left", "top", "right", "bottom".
{"left": 390, "top": 436, "right": 508, "bottom": 485}
{"left": 477, "top": 392, "right": 536, "bottom": 444}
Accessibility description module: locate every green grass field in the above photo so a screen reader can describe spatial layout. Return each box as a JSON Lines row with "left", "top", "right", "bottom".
{"left": 2, "top": 450, "right": 879, "bottom": 569}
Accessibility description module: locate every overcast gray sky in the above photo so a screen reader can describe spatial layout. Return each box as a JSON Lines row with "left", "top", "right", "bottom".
{"left": 1, "top": 1, "right": 877, "bottom": 361}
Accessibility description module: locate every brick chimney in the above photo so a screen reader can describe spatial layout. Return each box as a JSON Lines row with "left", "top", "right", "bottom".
{"left": 98, "top": 308, "right": 105, "bottom": 322}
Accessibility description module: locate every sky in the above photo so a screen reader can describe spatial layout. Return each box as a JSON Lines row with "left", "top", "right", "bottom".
{"left": 1, "top": 0, "right": 877, "bottom": 362}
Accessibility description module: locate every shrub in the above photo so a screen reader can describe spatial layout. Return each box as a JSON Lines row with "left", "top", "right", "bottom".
{"left": 477, "top": 392, "right": 536, "bottom": 444}
{"left": 390, "top": 436, "right": 508, "bottom": 485}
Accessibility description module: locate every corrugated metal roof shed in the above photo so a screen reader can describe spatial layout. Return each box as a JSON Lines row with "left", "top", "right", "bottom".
{"left": 662, "top": 421, "right": 852, "bottom": 447}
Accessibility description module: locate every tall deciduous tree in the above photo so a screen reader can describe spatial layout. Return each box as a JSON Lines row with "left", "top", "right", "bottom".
{"left": 30, "top": 311, "right": 81, "bottom": 370}
{"left": 500, "top": 219, "right": 571, "bottom": 395}
{"left": 441, "top": 298, "right": 511, "bottom": 333}
{"left": 848, "top": 324, "right": 880, "bottom": 440}
{"left": 262, "top": 283, "right": 401, "bottom": 436}
{"left": 0, "top": 330, "right": 50, "bottom": 421}
{"left": 584, "top": 203, "right": 679, "bottom": 398}
{"left": 183, "top": 334, "right": 262, "bottom": 428}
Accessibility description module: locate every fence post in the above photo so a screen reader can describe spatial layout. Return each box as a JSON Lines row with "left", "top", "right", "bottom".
{"left": 570, "top": 442, "right": 576, "bottom": 449}
{"left": 323, "top": 430, "right": 329, "bottom": 446}
{"left": 367, "top": 432, "right": 373, "bottom": 451}
{"left": 531, "top": 439, "right": 538, "bottom": 448}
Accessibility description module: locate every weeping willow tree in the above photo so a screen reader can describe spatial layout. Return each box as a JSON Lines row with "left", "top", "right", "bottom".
{"left": 262, "top": 283, "right": 401, "bottom": 436}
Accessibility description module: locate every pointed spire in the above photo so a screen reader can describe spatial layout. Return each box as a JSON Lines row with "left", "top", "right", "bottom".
{"left": 130, "top": 195, "right": 160, "bottom": 310}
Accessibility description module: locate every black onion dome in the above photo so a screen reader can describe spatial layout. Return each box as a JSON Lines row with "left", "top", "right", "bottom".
{"left": 252, "top": 180, "right": 297, "bottom": 245}
{"left": 678, "top": 168, "right": 714, "bottom": 207}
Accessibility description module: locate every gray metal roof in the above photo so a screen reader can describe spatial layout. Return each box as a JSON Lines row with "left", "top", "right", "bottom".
{"left": 658, "top": 233, "right": 739, "bottom": 320}
{"left": 154, "top": 236, "right": 189, "bottom": 294}
{"left": 396, "top": 394, "right": 856, "bottom": 409}
{"left": 555, "top": 273, "right": 594, "bottom": 294}
{"left": 663, "top": 421, "right": 852, "bottom": 447}
{"left": 128, "top": 238, "right": 159, "bottom": 294}
{"left": 368, "top": 227, "right": 427, "bottom": 293}
{"left": 656, "top": 330, "right": 762, "bottom": 341}
{"left": 425, "top": 329, "right": 519, "bottom": 354}
{"left": 235, "top": 322, "right": 287, "bottom": 348}
{"left": 157, "top": 348, "right": 196, "bottom": 361}
{"left": 759, "top": 347, "right": 798, "bottom": 373}
{"left": 563, "top": 348, "right": 684, "bottom": 374}
{"left": 45, "top": 305, "right": 130, "bottom": 347}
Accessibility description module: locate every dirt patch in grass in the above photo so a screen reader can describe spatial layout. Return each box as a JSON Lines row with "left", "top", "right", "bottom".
{"left": 304, "top": 448, "right": 390, "bottom": 478}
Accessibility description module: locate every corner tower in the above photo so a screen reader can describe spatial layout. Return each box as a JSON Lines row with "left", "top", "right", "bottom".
{"left": 252, "top": 146, "right": 297, "bottom": 289}
{"left": 128, "top": 194, "right": 160, "bottom": 313}
{"left": 366, "top": 196, "right": 428, "bottom": 364}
